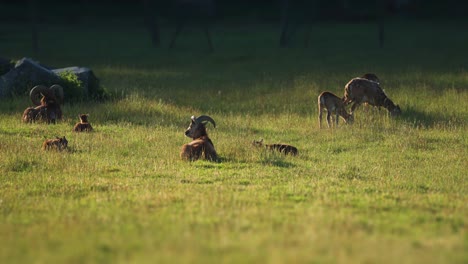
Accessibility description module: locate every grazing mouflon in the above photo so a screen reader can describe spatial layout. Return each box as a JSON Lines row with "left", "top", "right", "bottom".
{"left": 343, "top": 78, "right": 401, "bottom": 116}
{"left": 318, "top": 91, "right": 353, "bottom": 128}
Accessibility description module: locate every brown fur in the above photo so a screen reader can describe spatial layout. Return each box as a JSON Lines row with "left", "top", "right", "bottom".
{"left": 360, "top": 73, "right": 381, "bottom": 110}
{"left": 318, "top": 91, "right": 353, "bottom": 128}
{"left": 73, "top": 114, "right": 93, "bottom": 132}
{"left": 252, "top": 139, "right": 298, "bottom": 156}
{"left": 343, "top": 78, "right": 401, "bottom": 116}
{"left": 180, "top": 116, "right": 218, "bottom": 161}
{"left": 42, "top": 136, "right": 68, "bottom": 151}
{"left": 180, "top": 136, "right": 217, "bottom": 161}
{"left": 22, "top": 94, "right": 62, "bottom": 124}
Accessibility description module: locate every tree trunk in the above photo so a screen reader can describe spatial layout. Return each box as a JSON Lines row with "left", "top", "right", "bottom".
{"left": 169, "top": 0, "right": 215, "bottom": 52}
{"left": 143, "top": 0, "right": 161, "bottom": 47}
{"left": 279, "top": 0, "right": 290, "bottom": 47}
{"left": 378, "top": 0, "right": 385, "bottom": 48}
{"left": 29, "top": 0, "right": 38, "bottom": 56}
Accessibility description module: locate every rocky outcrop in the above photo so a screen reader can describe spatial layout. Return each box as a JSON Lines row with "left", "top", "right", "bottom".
{"left": 0, "top": 58, "right": 60, "bottom": 97}
{"left": 0, "top": 58, "right": 101, "bottom": 99}
{"left": 52, "top": 67, "right": 99, "bottom": 97}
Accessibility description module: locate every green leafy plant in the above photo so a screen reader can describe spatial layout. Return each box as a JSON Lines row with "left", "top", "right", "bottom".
{"left": 57, "top": 70, "right": 84, "bottom": 102}
{"left": 57, "top": 70, "right": 110, "bottom": 102}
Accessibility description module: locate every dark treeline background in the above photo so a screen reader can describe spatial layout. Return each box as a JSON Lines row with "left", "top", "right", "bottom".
{"left": 1, "top": 0, "right": 466, "bottom": 53}
{"left": 1, "top": 0, "right": 467, "bottom": 23}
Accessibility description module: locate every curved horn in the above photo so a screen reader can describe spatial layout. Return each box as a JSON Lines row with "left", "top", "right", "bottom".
{"left": 195, "top": 115, "right": 216, "bottom": 128}
{"left": 50, "top": 84, "right": 64, "bottom": 104}
{"left": 30, "top": 85, "right": 49, "bottom": 106}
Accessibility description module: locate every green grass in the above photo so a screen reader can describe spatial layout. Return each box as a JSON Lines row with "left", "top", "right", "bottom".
{"left": 0, "top": 18, "right": 467, "bottom": 264}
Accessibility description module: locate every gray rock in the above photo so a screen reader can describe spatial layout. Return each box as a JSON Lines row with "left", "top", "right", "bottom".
{"left": 0, "top": 58, "right": 102, "bottom": 100}
{"left": 0, "top": 57, "right": 60, "bottom": 97}
{"left": 52, "top": 67, "right": 100, "bottom": 97}
{"left": 0, "top": 57, "right": 14, "bottom": 76}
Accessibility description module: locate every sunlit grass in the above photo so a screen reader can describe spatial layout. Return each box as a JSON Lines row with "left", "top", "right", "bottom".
{"left": 0, "top": 18, "right": 467, "bottom": 264}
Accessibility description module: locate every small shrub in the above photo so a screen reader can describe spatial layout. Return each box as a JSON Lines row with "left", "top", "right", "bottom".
{"left": 57, "top": 70, "right": 85, "bottom": 102}
{"left": 57, "top": 70, "right": 111, "bottom": 102}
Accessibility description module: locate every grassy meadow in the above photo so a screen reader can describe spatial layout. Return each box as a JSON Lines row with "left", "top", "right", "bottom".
{"left": 0, "top": 17, "right": 467, "bottom": 263}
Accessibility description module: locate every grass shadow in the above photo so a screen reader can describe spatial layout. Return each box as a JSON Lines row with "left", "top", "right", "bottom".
{"left": 262, "top": 159, "right": 295, "bottom": 168}
{"left": 399, "top": 106, "right": 453, "bottom": 128}
{"left": 258, "top": 152, "right": 296, "bottom": 168}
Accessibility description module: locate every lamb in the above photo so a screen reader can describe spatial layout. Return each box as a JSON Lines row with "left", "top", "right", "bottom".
{"left": 73, "top": 114, "right": 93, "bottom": 132}
{"left": 42, "top": 136, "right": 68, "bottom": 151}
{"left": 318, "top": 91, "right": 354, "bottom": 128}
{"left": 22, "top": 84, "right": 64, "bottom": 124}
{"left": 252, "top": 139, "right": 298, "bottom": 156}
{"left": 180, "top": 115, "right": 218, "bottom": 161}
{"left": 343, "top": 78, "right": 401, "bottom": 116}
